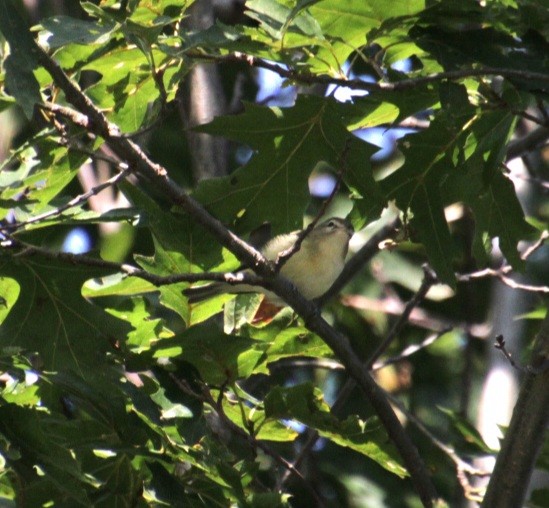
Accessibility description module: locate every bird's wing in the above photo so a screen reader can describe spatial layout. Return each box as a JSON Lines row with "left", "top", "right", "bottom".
{"left": 261, "top": 231, "right": 300, "bottom": 260}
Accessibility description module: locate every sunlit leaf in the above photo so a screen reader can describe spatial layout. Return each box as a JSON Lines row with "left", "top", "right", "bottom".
{"left": 264, "top": 383, "right": 407, "bottom": 477}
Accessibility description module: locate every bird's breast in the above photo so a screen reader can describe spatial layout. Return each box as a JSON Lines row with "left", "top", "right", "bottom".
{"left": 280, "top": 240, "right": 346, "bottom": 300}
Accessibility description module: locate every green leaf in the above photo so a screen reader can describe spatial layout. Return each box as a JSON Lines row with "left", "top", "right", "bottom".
{"left": 442, "top": 109, "right": 535, "bottom": 267}
{"left": 411, "top": 23, "right": 549, "bottom": 92}
{"left": 438, "top": 407, "right": 495, "bottom": 455}
{"left": 136, "top": 238, "right": 191, "bottom": 325}
{"left": 0, "top": 1, "right": 41, "bottom": 118}
{"left": 0, "top": 252, "right": 131, "bottom": 375}
{"left": 0, "top": 277, "right": 19, "bottom": 326}
{"left": 195, "top": 95, "right": 384, "bottom": 233}
{"left": 0, "top": 93, "right": 17, "bottom": 112}
{"left": 105, "top": 296, "right": 167, "bottom": 351}
{"left": 40, "top": 15, "right": 116, "bottom": 49}
{"left": 264, "top": 383, "right": 407, "bottom": 477}
{"left": 516, "top": 306, "right": 548, "bottom": 321}
{"left": 258, "top": 326, "right": 332, "bottom": 372}
{"left": 307, "top": 0, "right": 425, "bottom": 73}
{"left": 0, "top": 380, "right": 148, "bottom": 506}
{"left": 223, "top": 293, "right": 264, "bottom": 333}
{"left": 147, "top": 460, "right": 228, "bottom": 507}
{"left": 151, "top": 322, "right": 264, "bottom": 384}
{"left": 247, "top": 0, "right": 323, "bottom": 43}
{"left": 122, "top": 181, "right": 230, "bottom": 271}
{"left": 84, "top": 46, "right": 179, "bottom": 131}
{"left": 82, "top": 272, "right": 156, "bottom": 297}
{"left": 50, "top": 370, "right": 150, "bottom": 445}
{"left": 150, "top": 384, "right": 193, "bottom": 419}
{"left": 0, "top": 361, "right": 40, "bottom": 406}
{"left": 336, "top": 79, "right": 437, "bottom": 130}
{"left": 0, "top": 404, "right": 90, "bottom": 504}
{"left": 18, "top": 206, "right": 139, "bottom": 231}
{"left": 122, "top": 182, "right": 242, "bottom": 324}
{"left": 0, "top": 133, "right": 86, "bottom": 221}
{"left": 213, "top": 387, "right": 297, "bottom": 442}
{"left": 242, "top": 0, "right": 425, "bottom": 74}
{"left": 89, "top": 454, "right": 144, "bottom": 507}
{"left": 379, "top": 83, "right": 478, "bottom": 284}
{"left": 340, "top": 97, "right": 401, "bottom": 130}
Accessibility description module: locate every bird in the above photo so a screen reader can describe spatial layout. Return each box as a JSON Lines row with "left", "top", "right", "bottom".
{"left": 184, "top": 217, "right": 354, "bottom": 306}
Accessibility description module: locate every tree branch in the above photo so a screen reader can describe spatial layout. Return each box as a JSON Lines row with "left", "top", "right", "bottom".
{"left": 481, "top": 308, "right": 549, "bottom": 508}
{"left": 186, "top": 51, "right": 549, "bottom": 93}
{"left": 2, "top": 163, "right": 131, "bottom": 232}
{"left": 366, "top": 265, "right": 439, "bottom": 365}
{"left": 457, "top": 267, "right": 549, "bottom": 294}
{"left": 1, "top": 236, "right": 269, "bottom": 288}
{"left": 342, "top": 294, "right": 490, "bottom": 339}
{"left": 371, "top": 328, "right": 452, "bottom": 371}
{"left": 456, "top": 230, "right": 549, "bottom": 294}
{"left": 276, "top": 138, "right": 350, "bottom": 269}
{"left": 26, "top": 36, "right": 439, "bottom": 506}
{"left": 328, "top": 265, "right": 438, "bottom": 413}
{"left": 506, "top": 126, "right": 549, "bottom": 161}
{"left": 283, "top": 266, "right": 438, "bottom": 488}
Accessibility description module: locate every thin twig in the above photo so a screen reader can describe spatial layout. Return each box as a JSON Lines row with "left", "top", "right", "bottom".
{"left": 457, "top": 267, "right": 549, "bottom": 294}
{"left": 506, "top": 126, "right": 549, "bottom": 161}
{"left": 494, "top": 274, "right": 549, "bottom": 294}
{"left": 367, "top": 265, "right": 439, "bottom": 365}
{"left": 186, "top": 52, "right": 549, "bottom": 93}
{"left": 521, "top": 230, "right": 549, "bottom": 259}
{"left": 371, "top": 328, "right": 453, "bottom": 371}
{"left": 342, "top": 294, "right": 490, "bottom": 339}
{"left": 275, "top": 138, "right": 351, "bottom": 270}
{"left": 456, "top": 231, "right": 549, "bottom": 293}
{"left": 2, "top": 167, "right": 131, "bottom": 232}
{"left": 1, "top": 236, "right": 269, "bottom": 288}
{"left": 330, "top": 265, "right": 438, "bottom": 412}
{"left": 512, "top": 108, "right": 549, "bottom": 128}
{"left": 493, "top": 334, "right": 549, "bottom": 374}
{"left": 494, "top": 334, "right": 528, "bottom": 373}
{"left": 148, "top": 50, "right": 168, "bottom": 106}
{"left": 536, "top": 98, "right": 549, "bottom": 124}
{"left": 269, "top": 328, "right": 453, "bottom": 373}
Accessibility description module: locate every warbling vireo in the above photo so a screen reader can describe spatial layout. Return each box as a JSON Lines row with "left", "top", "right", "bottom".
{"left": 185, "top": 217, "right": 354, "bottom": 305}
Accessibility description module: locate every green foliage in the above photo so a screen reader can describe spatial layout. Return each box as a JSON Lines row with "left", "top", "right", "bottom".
{"left": 265, "top": 383, "right": 407, "bottom": 477}
{"left": 194, "top": 95, "right": 384, "bottom": 233}
{"left": 0, "top": 0, "right": 547, "bottom": 506}
{"left": 0, "top": 253, "right": 131, "bottom": 374}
